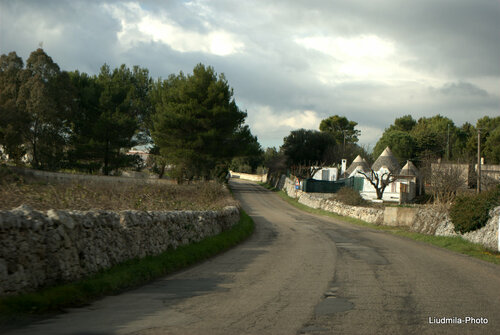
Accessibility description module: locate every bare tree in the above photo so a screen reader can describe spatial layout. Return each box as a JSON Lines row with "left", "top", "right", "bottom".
{"left": 357, "top": 168, "right": 397, "bottom": 200}
{"left": 427, "top": 162, "right": 467, "bottom": 203}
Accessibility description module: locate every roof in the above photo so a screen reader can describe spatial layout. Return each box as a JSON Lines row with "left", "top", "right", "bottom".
{"left": 400, "top": 160, "right": 419, "bottom": 176}
{"left": 371, "top": 147, "right": 400, "bottom": 173}
{"left": 346, "top": 155, "right": 370, "bottom": 175}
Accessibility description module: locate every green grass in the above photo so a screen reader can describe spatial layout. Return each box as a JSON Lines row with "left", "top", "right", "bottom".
{"left": 260, "top": 182, "right": 500, "bottom": 265}
{"left": 0, "top": 210, "right": 254, "bottom": 324}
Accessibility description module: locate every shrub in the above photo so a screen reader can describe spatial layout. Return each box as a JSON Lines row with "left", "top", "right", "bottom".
{"left": 334, "top": 187, "right": 367, "bottom": 206}
{"left": 450, "top": 185, "right": 500, "bottom": 233}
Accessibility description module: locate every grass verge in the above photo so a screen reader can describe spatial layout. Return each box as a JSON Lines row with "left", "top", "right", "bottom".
{"left": 260, "top": 182, "right": 500, "bottom": 265}
{"left": 0, "top": 210, "right": 254, "bottom": 326}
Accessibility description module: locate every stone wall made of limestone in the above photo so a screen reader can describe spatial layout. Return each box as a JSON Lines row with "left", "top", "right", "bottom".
{"left": 8, "top": 166, "right": 176, "bottom": 185}
{"left": 0, "top": 205, "right": 239, "bottom": 296}
{"left": 297, "top": 192, "right": 384, "bottom": 224}
{"left": 278, "top": 176, "right": 498, "bottom": 250}
{"left": 280, "top": 177, "right": 384, "bottom": 224}
{"left": 388, "top": 205, "right": 499, "bottom": 250}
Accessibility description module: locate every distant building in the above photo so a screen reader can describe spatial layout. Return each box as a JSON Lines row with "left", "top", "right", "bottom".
{"left": 430, "top": 160, "right": 500, "bottom": 190}
{"left": 311, "top": 166, "right": 338, "bottom": 181}
{"left": 478, "top": 163, "right": 500, "bottom": 187}
{"left": 346, "top": 147, "right": 419, "bottom": 203}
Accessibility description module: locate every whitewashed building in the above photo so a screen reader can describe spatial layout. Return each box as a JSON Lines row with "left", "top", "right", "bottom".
{"left": 311, "top": 166, "right": 339, "bottom": 181}
{"left": 347, "top": 147, "right": 419, "bottom": 203}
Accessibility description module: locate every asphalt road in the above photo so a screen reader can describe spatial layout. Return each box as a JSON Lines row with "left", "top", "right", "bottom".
{"left": 6, "top": 179, "right": 500, "bottom": 334}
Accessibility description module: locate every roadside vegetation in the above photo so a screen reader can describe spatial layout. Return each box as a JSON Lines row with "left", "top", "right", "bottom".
{"left": 0, "top": 49, "right": 262, "bottom": 181}
{"left": 260, "top": 182, "right": 500, "bottom": 265}
{"left": 0, "top": 210, "right": 254, "bottom": 327}
{"left": 0, "top": 166, "right": 254, "bottom": 326}
{"left": 329, "top": 187, "right": 370, "bottom": 207}
{"left": 450, "top": 185, "right": 500, "bottom": 233}
{"left": 0, "top": 166, "right": 236, "bottom": 211}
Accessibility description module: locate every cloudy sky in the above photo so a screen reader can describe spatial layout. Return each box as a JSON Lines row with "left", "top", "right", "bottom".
{"left": 1, "top": 0, "right": 499, "bottom": 150}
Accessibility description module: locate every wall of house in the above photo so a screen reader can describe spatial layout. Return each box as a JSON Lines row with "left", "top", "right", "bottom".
{"left": 357, "top": 175, "right": 417, "bottom": 204}
{"left": 0, "top": 205, "right": 240, "bottom": 296}
{"left": 311, "top": 167, "right": 338, "bottom": 181}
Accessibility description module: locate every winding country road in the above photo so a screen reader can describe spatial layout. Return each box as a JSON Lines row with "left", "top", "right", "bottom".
{"left": 6, "top": 179, "right": 500, "bottom": 334}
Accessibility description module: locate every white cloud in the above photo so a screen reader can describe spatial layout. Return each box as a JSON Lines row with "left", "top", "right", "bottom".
{"left": 296, "top": 35, "right": 395, "bottom": 59}
{"left": 246, "top": 106, "right": 322, "bottom": 147}
{"left": 295, "top": 34, "right": 437, "bottom": 85}
{"left": 102, "top": 2, "right": 243, "bottom": 56}
{"left": 2, "top": 0, "right": 498, "bottom": 151}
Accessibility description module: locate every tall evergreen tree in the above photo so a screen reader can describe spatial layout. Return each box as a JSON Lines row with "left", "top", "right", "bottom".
{"left": 319, "top": 115, "right": 360, "bottom": 146}
{"left": 152, "top": 64, "right": 251, "bottom": 181}
{"left": 16, "top": 49, "right": 73, "bottom": 169}
{"left": 0, "top": 51, "right": 28, "bottom": 163}
{"left": 94, "top": 64, "right": 141, "bottom": 175}
{"left": 67, "top": 70, "right": 102, "bottom": 172}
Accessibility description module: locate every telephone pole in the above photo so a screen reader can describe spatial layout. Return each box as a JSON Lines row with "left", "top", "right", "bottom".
{"left": 477, "top": 129, "right": 481, "bottom": 194}
{"left": 447, "top": 123, "right": 450, "bottom": 160}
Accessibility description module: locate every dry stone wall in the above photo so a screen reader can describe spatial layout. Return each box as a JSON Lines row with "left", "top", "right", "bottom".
{"left": 0, "top": 205, "right": 239, "bottom": 296}
{"left": 278, "top": 176, "right": 498, "bottom": 251}
{"left": 298, "top": 193, "right": 384, "bottom": 224}
{"left": 281, "top": 177, "right": 383, "bottom": 224}
{"left": 383, "top": 205, "right": 499, "bottom": 250}
{"left": 8, "top": 166, "right": 176, "bottom": 185}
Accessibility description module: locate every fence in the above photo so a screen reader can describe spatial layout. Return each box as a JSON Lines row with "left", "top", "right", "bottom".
{"left": 302, "top": 177, "right": 364, "bottom": 193}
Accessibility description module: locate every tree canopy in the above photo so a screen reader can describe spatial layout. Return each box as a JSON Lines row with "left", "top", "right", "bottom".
{"left": 16, "top": 49, "right": 73, "bottom": 170}
{"left": 319, "top": 115, "right": 360, "bottom": 145}
{"left": 281, "top": 129, "right": 337, "bottom": 166}
{"left": 373, "top": 130, "right": 416, "bottom": 164}
{"left": 151, "top": 64, "right": 259, "bottom": 181}
{"left": 0, "top": 51, "right": 27, "bottom": 163}
{"left": 372, "top": 114, "right": 500, "bottom": 165}
{"left": 1, "top": 49, "right": 262, "bottom": 179}
{"left": 3, "top": 47, "right": 500, "bottom": 183}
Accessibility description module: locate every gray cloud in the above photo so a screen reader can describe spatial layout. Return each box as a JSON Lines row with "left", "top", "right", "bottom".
{"left": 1, "top": 0, "right": 499, "bottom": 150}
{"left": 435, "top": 82, "right": 489, "bottom": 97}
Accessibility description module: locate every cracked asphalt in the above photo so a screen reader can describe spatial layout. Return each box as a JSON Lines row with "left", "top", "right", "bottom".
{"left": 5, "top": 179, "right": 500, "bottom": 334}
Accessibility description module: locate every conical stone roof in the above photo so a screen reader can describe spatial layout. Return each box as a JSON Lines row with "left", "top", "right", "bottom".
{"left": 346, "top": 155, "right": 370, "bottom": 175}
{"left": 400, "top": 160, "right": 419, "bottom": 176}
{"left": 371, "top": 147, "right": 400, "bottom": 173}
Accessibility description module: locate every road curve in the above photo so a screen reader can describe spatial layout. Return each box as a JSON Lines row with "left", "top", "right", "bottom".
{"left": 6, "top": 179, "right": 500, "bottom": 334}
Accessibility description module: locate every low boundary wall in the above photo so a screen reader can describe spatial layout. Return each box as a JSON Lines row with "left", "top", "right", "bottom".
{"left": 277, "top": 176, "right": 499, "bottom": 251}
{"left": 229, "top": 171, "right": 267, "bottom": 183}
{"left": 7, "top": 166, "right": 175, "bottom": 185}
{"left": 0, "top": 205, "right": 239, "bottom": 296}
{"left": 383, "top": 206, "right": 499, "bottom": 250}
